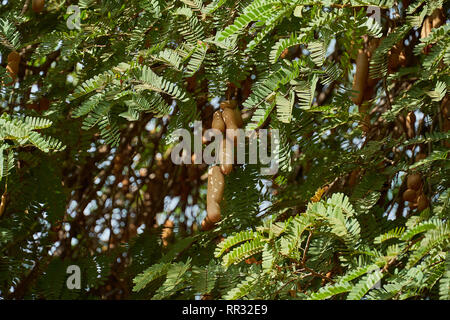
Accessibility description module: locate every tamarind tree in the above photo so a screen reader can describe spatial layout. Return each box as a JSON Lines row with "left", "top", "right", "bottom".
{"left": 0, "top": 0, "right": 449, "bottom": 300}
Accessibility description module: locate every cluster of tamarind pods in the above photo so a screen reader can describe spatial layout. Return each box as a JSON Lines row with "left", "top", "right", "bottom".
{"left": 402, "top": 164, "right": 429, "bottom": 212}
{"left": 3, "top": 1, "right": 47, "bottom": 86}
{"left": 201, "top": 100, "right": 244, "bottom": 230}
{"left": 351, "top": 7, "right": 445, "bottom": 133}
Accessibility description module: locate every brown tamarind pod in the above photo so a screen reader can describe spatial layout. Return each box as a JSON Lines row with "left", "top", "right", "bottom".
{"left": 39, "top": 97, "right": 50, "bottom": 111}
{"left": 222, "top": 108, "right": 239, "bottom": 130}
{"left": 441, "top": 96, "right": 450, "bottom": 148}
{"left": 417, "top": 194, "right": 429, "bottom": 212}
{"left": 220, "top": 100, "right": 238, "bottom": 110}
{"left": 32, "top": 0, "right": 45, "bottom": 13}
{"left": 207, "top": 166, "right": 224, "bottom": 204}
{"left": 212, "top": 110, "right": 226, "bottom": 133}
{"left": 162, "top": 219, "right": 174, "bottom": 247}
{"left": 206, "top": 201, "right": 221, "bottom": 223}
{"left": 219, "top": 138, "right": 233, "bottom": 175}
{"left": 407, "top": 173, "right": 422, "bottom": 190}
{"left": 348, "top": 169, "right": 360, "bottom": 187}
{"left": 201, "top": 217, "right": 214, "bottom": 231}
{"left": 430, "top": 8, "right": 444, "bottom": 29}
{"left": 402, "top": 189, "right": 417, "bottom": 202}
{"left": 351, "top": 50, "right": 369, "bottom": 105}
{"left": 4, "top": 51, "right": 20, "bottom": 86}
{"left": 408, "top": 202, "right": 418, "bottom": 210}
{"left": 405, "top": 111, "right": 416, "bottom": 139}
{"left": 7, "top": 51, "right": 20, "bottom": 63}
{"left": 415, "top": 153, "right": 427, "bottom": 162}
{"left": 234, "top": 107, "right": 244, "bottom": 128}
{"left": 421, "top": 16, "right": 432, "bottom": 39}
{"left": 388, "top": 42, "right": 406, "bottom": 73}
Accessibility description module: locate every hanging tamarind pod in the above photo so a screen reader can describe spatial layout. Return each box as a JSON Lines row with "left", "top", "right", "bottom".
{"left": 402, "top": 189, "right": 417, "bottom": 202}
{"left": 161, "top": 219, "right": 174, "bottom": 247}
{"left": 416, "top": 194, "right": 429, "bottom": 212}
{"left": 388, "top": 42, "right": 407, "bottom": 73}
{"left": 212, "top": 110, "right": 226, "bottom": 133}
{"left": 405, "top": 111, "right": 416, "bottom": 139}
{"left": 5, "top": 51, "right": 20, "bottom": 86}
{"left": 32, "top": 0, "right": 45, "bottom": 13}
{"left": 39, "top": 97, "right": 50, "bottom": 111}
{"left": 221, "top": 107, "right": 239, "bottom": 130}
{"left": 421, "top": 15, "right": 432, "bottom": 39}
{"left": 407, "top": 173, "right": 422, "bottom": 191}
{"left": 219, "top": 138, "right": 233, "bottom": 175}
{"left": 351, "top": 50, "right": 369, "bottom": 105}
{"left": 234, "top": 107, "right": 244, "bottom": 128}
{"left": 219, "top": 100, "right": 237, "bottom": 110}
{"left": 415, "top": 153, "right": 427, "bottom": 162}
{"left": 348, "top": 169, "right": 360, "bottom": 188}
{"left": 206, "top": 166, "right": 224, "bottom": 222}
{"left": 430, "top": 8, "right": 445, "bottom": 29}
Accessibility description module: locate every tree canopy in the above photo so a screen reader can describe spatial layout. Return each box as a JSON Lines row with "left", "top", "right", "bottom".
{"left": 0, "top": 0, "right": 449, "bottom": 300}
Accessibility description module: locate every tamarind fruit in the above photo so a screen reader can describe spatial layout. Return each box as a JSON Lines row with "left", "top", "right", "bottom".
{"left": 402, "top": 189, "right": 417, "bottom": 202}
{"left": 416, "top": 194, "right": 429, "bottom": 212}
{"left": 405, "top": 111, "right": 416, "bottom": 139}
{"left": 32, "top": 0, "right": 45, "bottom": 13}
{"left": 162, "top": 219, "right": 174, "bottom": 247}
{"left": 5, "top": 51, "right": 20, "bottom": 86}
{"left": 206, "top": 166, "right": 224, "bottom": 225}
{"left": 415, "top": 153, "right": 427, "bottom": 162}
{"left": 212, "top": 110, "right": 226, "bottom": 133}
{"left": 220, "top": 100, "right": 237, "bottom": 110}
{"left": 219, "top": 138, "right": 233, "bottom": 175}
{"left": 407, "top": 173, "right": 422, "bottom": 191}
{"left": 388, "top": 42, "right": 406, "bottom": 73}
{"left": 351, "top": 50, "right": 369, "bottom": 105}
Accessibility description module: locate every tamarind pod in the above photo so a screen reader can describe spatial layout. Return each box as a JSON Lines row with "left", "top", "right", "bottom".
{"left": 234, "top": 107, "right": 244, "bottom": 128}
{"left": 415, "top": 153, "right": 427, "bottom": 162}
{"left": 32, "top": 0, "right": 45, "bottom": 13}
{"left": 220, "top": 100, "right": 237, "bottom": 110}
{"left": 206, "top": 201, "right": 221, "bottom": 223}
{"left": 430, "top": 8, "right": 444, "bottom": 29}
{"left": 421, "top": 16, "right": 432, "bottom": 39}
{"left": 407, "top": 173, "right": 422, "bottom": 190}
{"left": 207, "top": 166, "right": 224, "bottom": 204}
{"left": 7, "top": 51, "right": 20, "bottom": 63}
{"left": 222, "top": 108, "right": 238, "bottom": 130}
{"left": 348, "top": 169, "right": 359, "bottom": 187}
{"left": 405, "top": 111, "right": 416, "bottom": 139}
{"left": 388, "top": 42, "right": 406, "bottom": 73}
{"left": 39, "top": 97, "right": 50, "bottom": 111}
{"left": 403, "top": 189, "right": 417, "bottom": 202}
{"left": 201, "top": 217, "right": 214, "bottom": 231}
{"left": 212, "top": 110, "right": 226, "bottom": 133}
{"left": 219, "top": 138, "right": 233, "bottom": 175}
{"left": 351, "top": 50, "right": 369, "bottom": 105}
{"left": 162, "top": 220, "right": 174, "bottom": 246}
{"left": 5, "top": 51, "right": 20, "bottom": 85}
{"left": 408, "top": 202, "right": 418, "bottom": 210}
{"left": 417, "top": 194, "right": 429, "bottom": 212}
